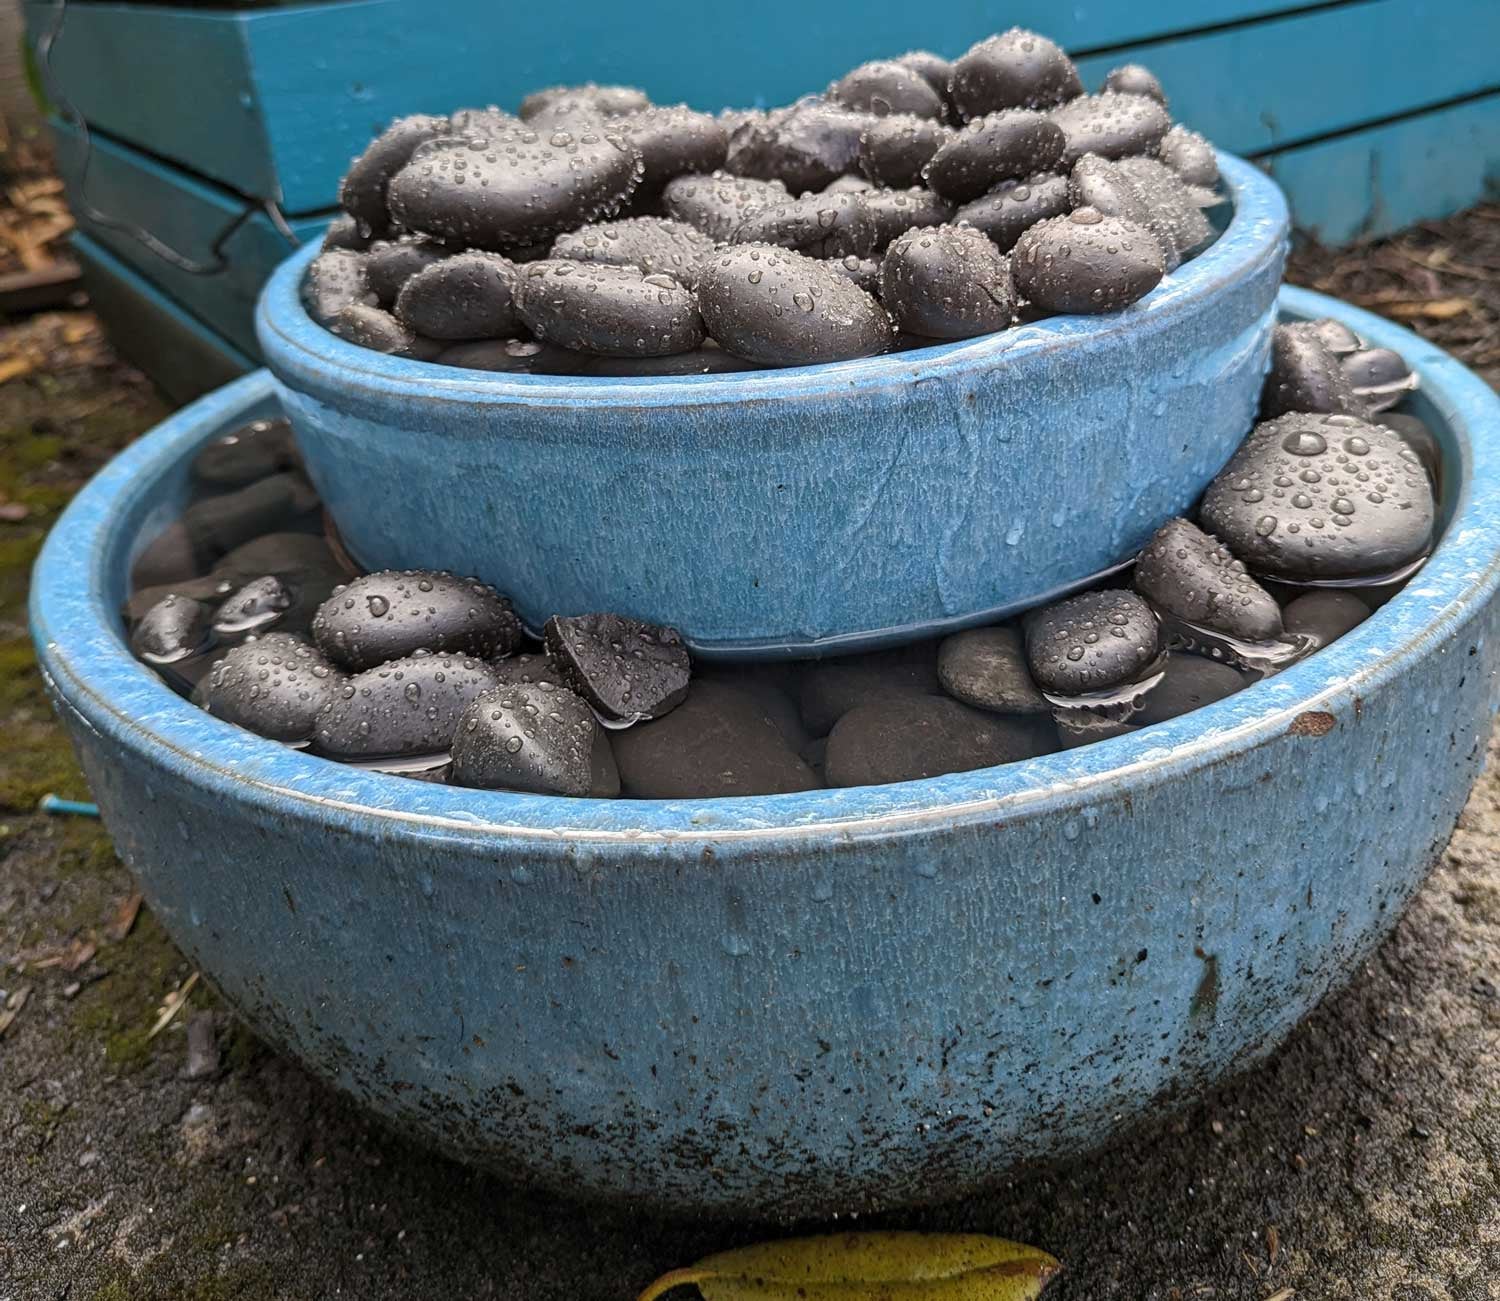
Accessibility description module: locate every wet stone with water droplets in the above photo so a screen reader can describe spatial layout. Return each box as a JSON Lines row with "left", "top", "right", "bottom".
{"left": 515, "top": 261, "right": 704, "bottom": 357}
{"left": 1102, "top": 64, "right": 1167, "bottom": 106}
{"left": 1158, "top": 123, "right": 1219, "bottom": 189}
{"left": 338, "top": 114, "right": 447, "bottom": 237}
{"left": 1199, "top": 412, "right": 1436, "bottom": 580}
{"left": 1260, "top": 323, "right": 1368, "bottom": 420}
{"left": 450, "top": 681, "right": 617, "bottom": 797}
{"left": 519, "top": 83, "right": 650, "bottom": 123}
{"left": 923, "top": 110, "right": 1065, "bottom": 202}
{"left": 953, "top": 172, "right": 1071, "bottom": 252}
{"left": 212, "top": 575, "right": 295, "bottom": 636}
{"left": 724, "top": 100, "right": 873, "bottom": 194}
{"left": 1133, "top": 517, "right": 1284, "bottom": 642}
{"left": 131, "top": 594, "right": 213, "bottom": 665}
{"left": 313, "top": 653, "right": 500, "bottom": 760}
{"left": 301, "top": 249, "right": 376, "bottom": 327}
{"left": 697, "top": 244, "right": 895, "bottom": 367}
{"left": 387, "top": 126, "right": 641, "bottom": 249}
{"left": 312, "top": 570, "right": 522, "bottom": 671}
{"left": 880, "top": 224, "right": 1014, "bottom": 340}
{"left": 1048, "top": 92, "right": 1171, "bottom": 166}
{"left": 543, "top": 612, "right": 692, "bottom": 724}
{"left": 661, "top": 172, "right": 788, "bottom": 242}
{"left": 936, "top": 625, "right": 1049, "bottom": 714}
{"left": 1012, "top": 208, "right": 1165, "bottom": 314}
{"left": 615, "top": 108, "right": 729, "bottom": 203}
{"left": 949, "top": 29, "right": 1082, "bottom": 118}
{"left": 195, "top": 632, "right": 345, "bottom": 744}
{"left": 330, "top": 303, "right": 419, "bottom": 356}
{"left": 394, "top": 252, "right": 520, "bottom": 340}
{"left": 857, "top": 186, "right": 954, "bottom": 251}
{"left": 1025, "top": 589, "right": 1160, "bottom": 695}
{"left": 858, "top": 115, "right": 954, "bottom": 188}
{"left": 894, "top": 50, "right": 954, "bottom": 102}
{"left": 729, "top": 191, "right": 879, "bottom": 260}
{"left": 1341, "top": 347, "right": 1419, "bottom": 413}
{"left": 830, "top": 60, "right": 946, "bottom": 120}
{"left": 551, "top": 217, "right": 715, "bottom": 286}
{"left": 191, "top": 417, "right": 297, "bottom": 490}
{"left": 363, "top": 238, "right": 452, "bottom": 305}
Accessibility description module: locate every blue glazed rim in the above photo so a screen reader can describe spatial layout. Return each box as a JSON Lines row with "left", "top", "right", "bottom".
{"left": 31, "top": 288, "right": 1500, "bottom": 842}
{"left": 256, "top": 152, "right": 1288, "bottom": 409}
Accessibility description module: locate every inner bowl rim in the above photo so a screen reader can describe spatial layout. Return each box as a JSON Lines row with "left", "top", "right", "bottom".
{"left": 34, "top": 287, "right": 1500, "bottom": 844}
{"left": 255, "top": 151, "right": 1288, "bottom": 411}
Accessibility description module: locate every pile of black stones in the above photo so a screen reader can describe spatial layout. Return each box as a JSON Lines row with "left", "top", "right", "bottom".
{"left": 303, "top": 29, "right": 1227, "bottom": 373}
{"left": 126, "top": 318, "right": 1435, "bottom": 798}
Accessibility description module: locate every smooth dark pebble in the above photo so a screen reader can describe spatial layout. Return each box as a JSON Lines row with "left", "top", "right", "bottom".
{"left": 1102, "top": 64, "right": 1167, "bottom": 105}
{"left": 1375, "top": 411, "right": 1440, "bottom": 482}
{"left": 543, "top": 611, "right": 691, "bottom": 723}
{"left": 826, "top": 254, "right": 883, "bottom": 294}
{"left": 1133, "top": 653, "right": 1248, "bottom": 726}
{"left": 798, "top": 642, "right": 940, "bottom": 736}
{"left": 617, "top": 107, "right": 729, "bottom": 200}
{"left": 949, "top": 28, "right": 1082, "bottom": 118}
{"left": 953, "top": 172, "right": 1071, "bottom": 252}
{"left": 580, "top": 343, "right": 755, "bottom": 376}
{"left": 1110, "top": 156, "right": 1215, "bottom": 270}
{"left": 313, "top": 653, "right": 500, "bottom": 759}
{"left": 331, "top": 303, "right": 417, "bottom": 355}
{"left": 1048, "top": 92, "right": 1170, "bottom": 166}
{"left": 191, "top": 417, "right": 297, "bottom": 490}
{"left": 393, "top": 252, "right": 519, "bottom": 340}
{"left": 1281, "top": 590, "right": 1371, "bottom": 645}
{"left": 936, "top": 624, "right": 1049, "bottom": 714}
{"left": 1157, "top": 124, "right": 1219, "bottom": 188}
{"left": 321, "top": 213, "right": 371, "bottom": 252}
{"left": 552, "top": 216, "right": 715, "bottom": 285}
{"left": 450, "top": 682, "right": 614, "bottom": 797}
{"left": 662, "top": 172, "right": 788, "bottom": 242}
{"left": 730, "top": 191, "right": 878, "bottom": 259}
{"left": 338, "top": 114, "right": 447, "bottom": 236}
{"left": 302, "top": 249, "right": 375, "bottom": 327}
{"left": 1291, "top": 317, "right": 1363, "bottom": 357}
{"left": 492, "top": 652, "right": 564, "bottom": 687}
{"left": 363, "top": 238, "right": 451, "bottom": 304}
{"left": 197, "top": 632, "right": 345, "bottom": 744}
{"left": 515, "top": 261, "right": 704, "bottom": 357}
{"left": 858, "top": 114, "right": 953, "bottom": 188}
{"left": 519, "top": 83, "right": 649, "bottom": 122}
{"left": 697, "top": 244, "right": 894, "bottom": 367}
{"left": 724, "top": 100, "right": 872, "bottom": 194}
{"left": 1261, "top": 323, "right": 1368, "bottom": 419}
{"left": 312, "top": 569, "right": 522, "bottom": 670}
{"left": 212, "top": 575, "right": 295, "bottom": 635}
{"left": 1199, "top": 411, "right": 1435, "bottom": 581}
{"left": 131, "top": 594, "right": 213, "bottom": 664}
{"left": 924, "top": 110, "right": 1065, "bottom": 202}
{"left": 1133, "top": 517, "right": 1284, "bottom": 642}
{"left": 182, "top": 472, "right": 321, "bottom": 558}
{"left": 825, "top": 693, "right": 1056, "bottom": 787}
{"left": 388, "top": 127, "right": 640, "bottom": 248}
{"left": 1012, "top": 208, "right": 1164, "bottom": 314}
{"left": 881, "top": 224, "right": 1014, "bottom": 339}
{"left": 1341, "top": 347, "right": 1419, "bottom": 412}
{"left": 610, "top": 680, "right": 821, "bottom": 798}
{"left": 1025, "top": 589, "right": 1160, "bottom": 695}
{"left": 858, "top": 186, "right": 954, "bottom": 250}
{"left": 434, "top": 337, "right": 594, "bottom": 375}
{"left": 831, "top": 59, "right": 946, "bottom": 119}
{"left": 895, "top": 50, "right": 954, "bottom": 101}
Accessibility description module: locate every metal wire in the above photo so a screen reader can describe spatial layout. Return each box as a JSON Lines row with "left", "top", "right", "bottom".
{"left": 34, "top": 0, "right": 302, "bottom": 276}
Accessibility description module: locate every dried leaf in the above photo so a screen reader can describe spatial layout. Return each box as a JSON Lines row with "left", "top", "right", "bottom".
{"left": 0, "top": 985, "right": 32, "bottom": 1037}
{"left": 1384, "top": 297, "right": 1473, "bottom": 320}
{"left": 637, "top": 1232, "right": 1060, "bottom": 1301}
{"left": 146, "top": 971, "right": 199, "bottom": 1040}
{"left": 104, "top": 892, "right": 144, "bottom": 943}
{"left": 0, "top": 354, "right": 38, "bottom": 384}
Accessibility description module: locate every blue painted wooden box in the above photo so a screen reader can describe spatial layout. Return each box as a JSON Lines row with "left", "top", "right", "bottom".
{"left": 25, "top": 0, "right": 1500, "bottom": 397}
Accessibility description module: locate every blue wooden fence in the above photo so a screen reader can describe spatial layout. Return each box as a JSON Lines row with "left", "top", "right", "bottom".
{"left": 23, "top": 0, "right": 1500, "bottom": 399}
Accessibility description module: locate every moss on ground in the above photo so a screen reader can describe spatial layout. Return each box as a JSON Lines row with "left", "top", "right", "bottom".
{"left": 69, "top": 905, "right": 193, "bottom": 1071}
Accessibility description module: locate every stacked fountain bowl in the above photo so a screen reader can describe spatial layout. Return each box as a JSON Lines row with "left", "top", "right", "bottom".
{"left": 34, "top": 26, "right": 1500, "bottom": 1218}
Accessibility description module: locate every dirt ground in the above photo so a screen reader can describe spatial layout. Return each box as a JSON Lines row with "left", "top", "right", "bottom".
{"left": 2, "top": 208, "right": 1499, "bottom": 1300}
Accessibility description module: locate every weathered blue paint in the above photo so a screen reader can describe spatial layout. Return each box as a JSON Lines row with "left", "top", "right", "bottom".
{"left": 1263, "top": 90, "right": 1500, "bottom": 245}
{"left": 29, "top": 288, "right": 1500, "bottom": 1216}
{"left": 21, "top": 0, "right": 1344, "bottom": 213}
{"left": 50, "top": 118, "right": 332, "bottom": 361}
{"left": 260, "top": 154, "right": 1287, "bottom": 656}
{"left": 71, "top": 233, "right": 253, "bottom": 405}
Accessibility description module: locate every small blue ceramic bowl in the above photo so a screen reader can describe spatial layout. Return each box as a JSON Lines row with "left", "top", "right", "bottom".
{"left": 257, "top": 152, "right": 1289, "bottom": 657}
{"left": 32, "top": 290, "right": 1500, "bottom": 1217}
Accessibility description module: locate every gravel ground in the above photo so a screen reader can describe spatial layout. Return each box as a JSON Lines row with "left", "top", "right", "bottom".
{"left": 2, "top": 208, "right": 1499, "bottom": 1300}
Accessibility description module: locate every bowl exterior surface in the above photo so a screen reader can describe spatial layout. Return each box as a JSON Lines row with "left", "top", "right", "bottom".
{"left": 257, "top": 153, "right": 1289, "bottom": 655}
{"left": 32, "top": 291, "right": 1500, "bottom": 1217}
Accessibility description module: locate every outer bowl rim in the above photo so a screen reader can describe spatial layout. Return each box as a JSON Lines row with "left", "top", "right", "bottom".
{"left": 32, "top": 287, "right": 1500, "bottom": 845}
{"left": 254, "top": 151, "right": 1288, "bottom": 410}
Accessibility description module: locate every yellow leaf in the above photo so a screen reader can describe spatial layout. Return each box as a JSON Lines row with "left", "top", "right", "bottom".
{"left": 636, "top": 1232, "right": 1061, "bottom": 1301}
{"left": 1384, "top": 297, "right": 1473, "bottom": 320}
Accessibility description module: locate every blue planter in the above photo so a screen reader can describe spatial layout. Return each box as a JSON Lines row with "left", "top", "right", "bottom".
{"left": 258, "top": 153, "right": 1289, "bottom": 657}
{"left": 33, "top": 289, "right": 1500, "bottom": 1218}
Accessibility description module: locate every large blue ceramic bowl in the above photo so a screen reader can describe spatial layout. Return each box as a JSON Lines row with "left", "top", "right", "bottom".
{"left": 33, "top": 290, "right": 1500, "bottom": 1218}
{"left": 257, "top": 152, "right": 1289, "bottom": 657}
